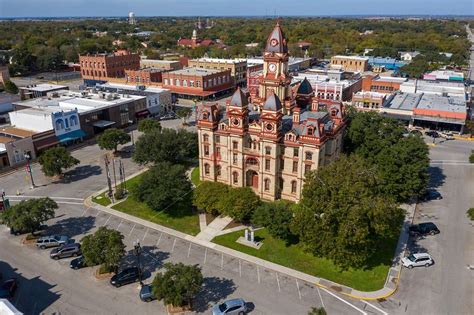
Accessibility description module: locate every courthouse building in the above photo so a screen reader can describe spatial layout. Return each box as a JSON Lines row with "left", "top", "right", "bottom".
{"left": 197, "top": 22, "right": 347, "bottom": 202}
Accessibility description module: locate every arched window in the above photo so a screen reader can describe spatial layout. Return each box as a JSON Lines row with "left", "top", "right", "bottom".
{"left": 291, "top": 181, "right": 297, "bottom": 194}
{"left": 264, "top": 178, "right": 270, "bottom": 191}
{"left": 203, "top": 134, "right": 209, "bottom": 142}
{"left": 305, "top": 152, "right": 313, "bottom": 160}
{"left": 216, "top": 165, "right": 221, "bottom": 177}
{"left": 233, "top": 172, "right": 238, "bottom": 184}
{"left": 202, "top": 111, "right": 208, "bottom": 120}
{"left": 204, "top": 163, "right": 210, "bottom": 175}
{"left": 56, "top": 119, "right": 64, "bottom": 130}
{"left": 307, "top": 127, "right": 313, "bottom": 136}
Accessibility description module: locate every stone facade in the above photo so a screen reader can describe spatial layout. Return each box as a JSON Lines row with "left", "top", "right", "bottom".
{"left": 197, "top": 22, "right": 346, "bottom": 202}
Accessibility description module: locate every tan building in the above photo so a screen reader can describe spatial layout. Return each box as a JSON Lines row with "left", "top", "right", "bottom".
{"left": 139, "top": 59, "right": 182, "bottom": 71}
{"left": 330, "top": 55, "right": 369, "bottom": 72}
{"left": 196, "top": 22, "right": 347, "bottom": 202}
{"left": 0, "top": 65, "right": 9, "bottom": 85}
{"left": 0, "top": 127, "right": 36, "bottom": 170}
{"left": 351, "top": 91, "right": 387, "bottom": 110}
{"left": 188, "top": 58, "right": 247, "bottom": 87}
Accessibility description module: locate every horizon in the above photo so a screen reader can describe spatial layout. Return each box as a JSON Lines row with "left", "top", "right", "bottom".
{"left": 0, "top": 0, "right": 473, "bottom": 18}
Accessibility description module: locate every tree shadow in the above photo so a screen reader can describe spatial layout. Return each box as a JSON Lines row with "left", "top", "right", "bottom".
{"left": 427, "top": 166, "right": 446, "bottom": 189}
{"left": 119, "top": 246, "right": 169, "bottom": 282}
{"left": 61, "top": 165, "right": 102, "bottom": 183}
{"left": 192, "top": 277, "right": 237, "bottom": 313}
{"left": 0, "top": 261, "right": 60, "bottom": 314}
{"left": 406, "top": 235, "right": 430, "bottom": 256}
{"left": 46, "top": 216, "right": 96, "bottom": 239}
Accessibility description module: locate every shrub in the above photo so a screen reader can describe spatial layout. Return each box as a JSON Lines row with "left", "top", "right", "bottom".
{"left": 114, "top": 187, "right": 125, "bottom": 200}
{"left": 469, "top": 151, "right": 474, "bottom": 163}
{"left": 192, "top": 181, "right": 228, "bottom": 215}
{"left": 467, "top": 208, "right": 474, "bottom": 221}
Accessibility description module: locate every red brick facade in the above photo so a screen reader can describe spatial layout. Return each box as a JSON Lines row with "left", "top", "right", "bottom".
{"left": 125, "top": 69, "right": 163, "bottom": 85}
{"left": 79, "top": 50, "right": 140, "bottom": 81}
{"left": 362, "top": 75, "right": 404, "bottom": 94}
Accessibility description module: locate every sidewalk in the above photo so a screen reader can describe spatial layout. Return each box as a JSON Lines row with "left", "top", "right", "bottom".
{"left": 195, "top": 216, "right": 233, "bottom": 241}
{"left": 85, "top": 189, "right": 417, "bottom": 300}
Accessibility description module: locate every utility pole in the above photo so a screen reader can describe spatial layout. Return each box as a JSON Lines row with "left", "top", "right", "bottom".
{"left": 24, "top": 152, "right": 35, "bottom": 189}
{"left": 104, "top": 154, "right": 113, "bottom": 201}
{"left": 112, "top": 157, "right": 117, "bottom": 189}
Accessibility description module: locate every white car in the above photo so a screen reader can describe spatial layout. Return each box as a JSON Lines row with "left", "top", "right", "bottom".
{"left": 439, "top": 132, "right": 455, "bottom": 140}
{"left": 402, "top": 253, "right": 434, "bottom": 269}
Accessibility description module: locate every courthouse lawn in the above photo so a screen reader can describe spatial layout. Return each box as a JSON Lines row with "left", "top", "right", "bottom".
{"left": 111, "top": 172, "right": 200, "bottom": 236}
{"left": 191, "top": 167, "right": 201, "bottom": 186}
{"left": 213, "top": 228, "right": 397, "bottom": 291}
{"left": 92, "top": 192, "right": 111, "bottom": 207}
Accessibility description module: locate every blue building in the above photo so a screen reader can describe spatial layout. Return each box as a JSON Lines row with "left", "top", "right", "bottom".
{"left": 367, "top": 57, "right": 407, "bottom": 73}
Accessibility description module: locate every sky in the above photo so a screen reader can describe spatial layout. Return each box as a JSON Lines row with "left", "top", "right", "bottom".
{"left": 0, "top": 0, "right": 473, "bottom": 18}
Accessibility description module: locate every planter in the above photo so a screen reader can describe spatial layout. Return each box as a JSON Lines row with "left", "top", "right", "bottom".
{"left": 166, "top": 303, "right": 192, "bottom": 315}
{"left": 22, "top": 237, "right": 38, "bottom": 245}
{"left": 94, "top": 267, "right": 114, "bottom": 280}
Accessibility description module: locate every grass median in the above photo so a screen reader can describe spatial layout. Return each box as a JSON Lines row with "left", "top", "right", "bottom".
{"left": 109, "top": 172, "right": 200, "bottom": 236}
{"left": 92, "top": 192, "right": 112, "bottom": 207}
{"left": 213, "top": 228, "right": 397, "bottom": 291}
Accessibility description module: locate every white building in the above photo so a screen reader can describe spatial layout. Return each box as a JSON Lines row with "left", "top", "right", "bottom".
{"left": 399, "top": 51, "right": 420, "bottom": 62}
{"left": 400, "top": 80, "right": 466, "bottom": 97}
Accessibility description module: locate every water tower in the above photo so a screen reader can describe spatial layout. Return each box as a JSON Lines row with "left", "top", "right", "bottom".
{"left": 128, "top": 12, "right": 136, "bottom": 25}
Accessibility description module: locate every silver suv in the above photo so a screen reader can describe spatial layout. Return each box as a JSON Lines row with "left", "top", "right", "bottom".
{"left": 37, "top": 235, "right": 69, "bottom": 249}
{"left": 402, "top": 253, "right": 434, "bottom": 269}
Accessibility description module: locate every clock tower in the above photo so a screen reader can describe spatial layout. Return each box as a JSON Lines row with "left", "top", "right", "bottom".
{"left": 258, "top": 21, "right": 294, "bottom": 114}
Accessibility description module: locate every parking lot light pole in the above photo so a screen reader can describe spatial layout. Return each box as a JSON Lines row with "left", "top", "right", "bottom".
{"left": 24, "top": 152, "right": 36, "bottom": 189}
{"left": 134, "top": 240, "right": 143, "bottom": 285}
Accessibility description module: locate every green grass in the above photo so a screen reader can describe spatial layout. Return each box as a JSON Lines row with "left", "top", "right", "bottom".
{"left": 92, "top": 192, "right": 112, "bottom": 207}
{"left": 111, "top": 172, "right": 200, "bottom": 236}
{"left": 191, "top": 167, "right": 201, "bottom": 186}
{"left": 213, "top": 229, "right": 397, "bottom": 291}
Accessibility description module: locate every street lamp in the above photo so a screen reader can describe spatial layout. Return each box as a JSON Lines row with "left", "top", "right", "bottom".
{"left": 133, "top": 240, "right": 143, "bottom": 285}
{"left": 24, "top": 152, "right": 36, "bottom": 189}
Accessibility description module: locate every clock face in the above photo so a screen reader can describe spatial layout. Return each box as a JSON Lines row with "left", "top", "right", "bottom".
{"left": 266, "top": 123, "right": 273, "bottom": 131}
{"left": 232, "top": 118, "right": 240, "bottom": 126}
{"left": 270, "top": 38, "right": 279, "bottom": 47}
{"left": 268, "top": 63, "right": 277, "bottom": 72}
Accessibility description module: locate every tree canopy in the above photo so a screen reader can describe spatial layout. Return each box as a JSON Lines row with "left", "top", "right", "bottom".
{"left": 38, "top": 146, "right": 80, "bottom": 177}
{"left": 137, "top": 118, "right": 162, "bottom": 134}
{"left": 1, "top": 197, "right": 57, "bottom": 234}
{"left": 131, "top": 162, "right": 191, "bottom": 212}
{"left": 192, "top": 181, "right": 229, "bottom": 215}
{"left": 252, "top": 201, "right": 295, "bottom": 241}
{"left": 133, "top": 128, "right": 198, "bottom": 165}
{"left": 3, "top": 80, "right": 18, "bottom": 94}
{"left": 81, "top": 227, "right": 126, "bottom": 272}
{"left": 291, "top": 155, "right": 404, "bottom": 268}
{"left": 97, "top": 128, "right": 131, "bottom": 153}
{"left": 218, "top": 187, "right": 260, "bottom": 222}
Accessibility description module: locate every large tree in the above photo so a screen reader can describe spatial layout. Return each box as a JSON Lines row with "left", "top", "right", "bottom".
{"left": 218, "top": 187, "right": 260, "bottom": 222}
{"left": 176, "top": 107, "right": 192, "bottom": 125}
{"left": 152, "top": 262, "right": 203, "bottom": 307}
{"left": 1, "top": 197, "right": 57, "bottom": 234}
{"left": 81, "top": 227, "right": 126, "bottom": 272}
{"left": 97, "top": 128, "right": 131, "bottom": 153}
{"left": 252, "top": 201, "right": 295, "bottom": 241}
{"left": 192, "top": 181, "right": 228, "bottom": 215}
{"left": 133, "top": 128, "right": 198, "bottom": 165}
{"left": 132, "top": 162, "right": 192, "bottom": 212}
{"left": 38, "top": 146, "right": 80, "bottom": 177}
{"left": 137, "top": 118, "right": 162, "bottom": 134}
{"left": 291, "top": 155, "right": 404, "bottom": 268}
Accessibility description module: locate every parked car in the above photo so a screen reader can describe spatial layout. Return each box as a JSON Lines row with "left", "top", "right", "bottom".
{"left": 139, "top": 284, "right": 156, "bottom": 302}
{"left": 160, "top": 112, "right": 176, "bottom": 120}
{"left": 69, "top": 256, "right": 86, "bottom": 270}
{"left": 425, "top": 130, "right": 439, "bottom": 138}
{"left": 420, "top": 190, "right": 443, "bottom": 201}
{"left": 0, "top": 279, "right": 18, "bottom": 299}
{"left": 212, "top": 298, "right": 248, "bottom": 315}
{"left": 402, "top": 253, "right": 434, "bottom": 269}
{"left": 439, "top": 132, "right": 455, "bottom": 140}
{"left": 409, "top": 222, "right": 440, "bottom": 236}
{"left": 110, "top": 267, "right": 140, "bottom": 287}
{"left": 50, "top": 243, "right": 81, "bottom": 260}
{"left": 36, "top": 235, "right": 69, "bottom": 249}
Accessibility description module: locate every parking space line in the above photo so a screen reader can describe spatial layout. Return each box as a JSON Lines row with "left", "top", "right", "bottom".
{"left": 117, "top": 219, "right": 123, "bottom": 230}
{"left": 142, "top": 228, "right": 148, "bottom": 242}
{"left": 128, "top": 224, "right": 136, "bottom": 237}
{"left": 321, "top": 288, "right": 367, "bottom": 315}
{"left": 171, "top": 238, "right": 177, "bottom": 252}
{"left": 81, "top": 207, "right": 90, "bottom": 217}
{"left": 361, "top": 300, "right": 388, "bottom": 315}
{"left": 221, "top": 253, "right": 224, "bottom": 270}
{"left": 317, "top": 287, "right": 325, "bottom": 308}
{"left": 296, "top": 279, "right": 302, "bottom": 300}
{"left": 257, "top": 266, "right": 260, "bottom": 284}
{"left": 276, "top": 273, "right": 281, "bottom": 292}
{"left": 204, "top": 248, "right": 207, "bottom": 264}
{"left": 103, "top": 215, "right": 111, "bottom": 227}
{"left": 187, "top": 243, "right": 192, "bottom": 257}
{"left": 156, "top": 233, "right": 163, "bottom": 247}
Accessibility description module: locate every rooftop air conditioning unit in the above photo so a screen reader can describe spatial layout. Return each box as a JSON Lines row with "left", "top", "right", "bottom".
{"left": 106, "top": 93, "right": 114, "bottom": 101}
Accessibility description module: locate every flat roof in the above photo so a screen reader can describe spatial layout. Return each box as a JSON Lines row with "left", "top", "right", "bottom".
{"left": 0, "top": 135, "right": 15, "bottom": 143}
{"left": 140, "top": 59, "right": 180, "bottom": 64}
{"left": 168, "top": 67, "right": 226, "bottom": 76}
{"left": 0, "top": 126, "right": 35, "bottom": 137}
{"left": 190, "top": 58, "right": 246, "bottom": 64}
{"left": 292, "top": 73, "right": 359, "bottom": 87}
{"left": 374, "top": 76, "right": 407, "bottom": 83}
{"left": 384, "top": 92, "right": 466, "bottom": 113}
{"left": 332, "top": 55, "right": 369, "bottom": 61}
{"left": 401, "top": 79, "right": 465, "bottom": 89}
{"left": 96, "top": 83, "right": 170, "bottom": 94}
{"left": 20, "top": 83, "right": 67, "bottom": 92}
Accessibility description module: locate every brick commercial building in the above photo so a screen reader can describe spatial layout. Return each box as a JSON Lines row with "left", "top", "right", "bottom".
{"left": 162, "top": 68, "right": 234, "bottom": 100}
{"left": 139, "top": 59, "right": 182, "bottom": 71}
{"left": 125, "top": 68, "right": 163, "bottom": 85}
{"left": 361, "top": 75, "right": 407, "bottom": 94}
{"left": 79, "top": 50, "right": 140, "bottom": 86}
{"left": 330, "top": 55, "right": 369, "bottom": 72}
{"left": 196, "top": 22, "right": 347, "bottom": 202}
{"left": 19, "top": 83, "right": 69, "bottom": 100}
{"left": 188, "top": 58, "right": 247, "bottom": 87}
{"left": 177, "top": 30, "right": 214, "bottom": 48}
{"left": 352, "top": 91, "right": 387, "bottom": 110}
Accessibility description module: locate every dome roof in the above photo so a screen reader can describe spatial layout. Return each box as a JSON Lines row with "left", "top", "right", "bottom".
{"left": 229, "top": 87, "right": 248, "bottom": 107}
{"left": 263, "top": 93, "right": 282, "bottom": 111}
{"left": 265, "top": 22, "right": 288, "bottom": 54}
{"left": 297, "top": 78, "right": 313, "bottom": 95}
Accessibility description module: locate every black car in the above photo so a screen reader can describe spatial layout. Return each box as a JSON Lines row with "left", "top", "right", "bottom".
{"left": 0, "top": 279, "right": 18, "bottom": 299}
{"left": 425, "top": 130, "right": 439, "bottom": 138}
{"left": 409, "top": 222, "right": 440, "bottom": 236}
{"left": 421, "top": 190, "right": 443, "bottom": 201}
{"left": 139, "top": 284, "right": 156, "bottom": 302}
{"left": 69, "top": 256, "right": 86, "bottom": 270}
{"left": 110, "top": 267, "right": 140, "bottom": 287}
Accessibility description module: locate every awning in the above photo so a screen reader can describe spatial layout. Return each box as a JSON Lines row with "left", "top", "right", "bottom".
{"left": 58, "top": 129, "right": 86, "bottom": 143}
{"left": 135, "top": 109, "right": 150, "bottom": 118}
{"left": 92, "top": 120, "right": 116, "bottom": 128}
